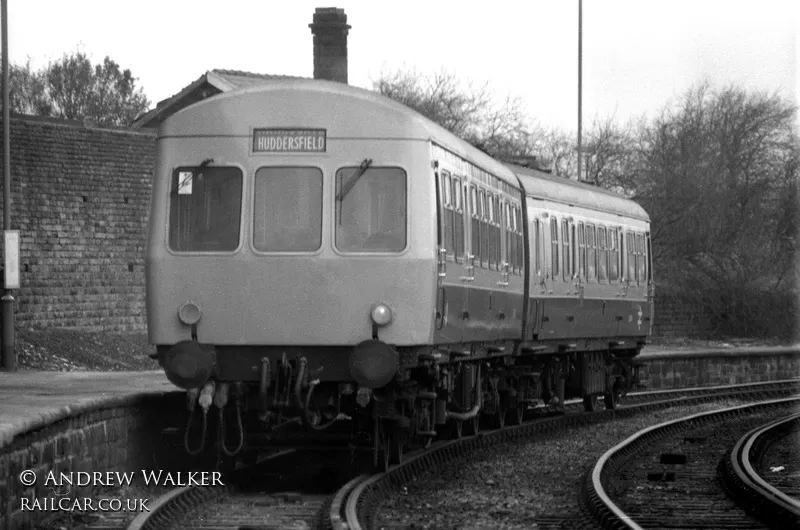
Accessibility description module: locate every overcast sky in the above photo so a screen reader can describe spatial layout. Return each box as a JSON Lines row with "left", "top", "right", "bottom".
{"left": 4, "top": 0, "right": 798, "bottom": 132}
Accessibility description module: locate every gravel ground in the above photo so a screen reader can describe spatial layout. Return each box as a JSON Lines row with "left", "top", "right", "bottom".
{"left": 377, "top": 399, "right": 752, "bottom": 530}
{"left": 16, "top": 328, "right": 158, "bottom": 371}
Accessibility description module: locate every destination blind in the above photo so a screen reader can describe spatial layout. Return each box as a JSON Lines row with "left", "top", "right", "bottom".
{"left": 253, "top": 128, "right": 326, "bottom": 153}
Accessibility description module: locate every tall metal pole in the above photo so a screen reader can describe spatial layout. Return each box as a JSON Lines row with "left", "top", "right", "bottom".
{"left": 2, "top": 0, "right": 15, "bottom": 371}
{"left": 577, "top": 0, "right": 583, "bottom": 182}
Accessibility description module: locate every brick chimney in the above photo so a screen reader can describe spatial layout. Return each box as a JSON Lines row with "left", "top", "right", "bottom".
{"left": 309, "top": 7, "right": 350, "bottom": 84}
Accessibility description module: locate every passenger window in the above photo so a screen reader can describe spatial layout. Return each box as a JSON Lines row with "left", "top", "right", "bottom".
{"left": 442, "top": 172, "right": 452, "bottom": 207}
{"left": 609, "top": 228, "right": 619, "bottom": 282}
{"left": 577, "top": 222, "right": 585, "bottom": 279}
{"left": 587, "top": 224, "right": 596, "bottom": 282}
{"left": 533, "top": 218, "right": 542, "bottom": 276}
{"left": 636, "top": 233, "right": 646, "bottom": 285}
{"left": 253, "top": 167, "right": 322, "bottom": 252}
{"left": 470, "top": 185, "right": 480, "bottom": 264}
{"left": 507, "top": 204, "right": 516, "bottom": 273}
{"left": 169, "top": 166, "right": 243, "bottom": 252}
{"left": 550, "top": 217, "right": 559, "bottom": 278}
{"left": 469, "top": 186, "right": 477, "bottom": 217}
{"left": 562, "top": 219, "right": 571, "bottom": 281}
{"left": 452, "top": 177, "right": 462, "bottom": 211}
{"left": 479, "top": 190, "right": 488, "bottom": 267}
{"left": 335, "top": 166, "right": 406, "bottom": 252}
{"left": 598, "top": 226, "right": 607, "bottom": 282}
{"left": 626, "top": 232, "right": 636, "bottom": 282}
{"left": 452, "top": 177, "right": 465, "bottom": 260}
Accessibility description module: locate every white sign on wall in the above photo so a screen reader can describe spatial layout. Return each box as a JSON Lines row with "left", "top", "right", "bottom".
{"left": 4, "top": 230, "right": 19, "bottom": 289}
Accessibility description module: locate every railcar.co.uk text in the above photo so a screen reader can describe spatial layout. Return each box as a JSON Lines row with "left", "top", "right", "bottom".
{"left": 17, "top": 469, "right": 225, "bottom": 512}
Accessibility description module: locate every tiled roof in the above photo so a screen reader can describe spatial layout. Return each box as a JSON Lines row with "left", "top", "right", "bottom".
{"left": 131, "top": 69, "right": 309, "bottom": 128}
{"left": 210, "top": 69, "right": 307, "bottom": 89}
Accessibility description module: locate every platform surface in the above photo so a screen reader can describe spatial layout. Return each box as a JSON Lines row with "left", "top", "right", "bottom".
{"left": 0, "top": 371, "right": 173, "bottom": 446}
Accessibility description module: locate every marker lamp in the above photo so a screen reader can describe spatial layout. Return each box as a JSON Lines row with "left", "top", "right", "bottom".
{"left": 178, "top": 301, "right": 201, "bottom": 325}
{"left": 370, "top": 303, "right": 392, "bottom": 326}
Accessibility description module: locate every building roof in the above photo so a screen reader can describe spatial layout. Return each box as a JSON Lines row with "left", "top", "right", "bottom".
{"left": 131, "top": 69, "right": 307, "bottom": 129}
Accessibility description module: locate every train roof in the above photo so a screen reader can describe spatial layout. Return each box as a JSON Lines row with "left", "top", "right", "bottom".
{"left": 508, "top": 164, "right": 650, "bottom": 222}
{"left": 160, "top": 79, "right": 649, "bottom": 223}
{"left": 160, "top": 78, "right": 521, "bottom": 189}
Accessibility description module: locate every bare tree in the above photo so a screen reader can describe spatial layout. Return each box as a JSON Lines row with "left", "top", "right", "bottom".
{"left": 631, "top": 83, "right": 798, "bottom": 337}
{"left": 374, "top": 68, "right": 543, "bottom": 161}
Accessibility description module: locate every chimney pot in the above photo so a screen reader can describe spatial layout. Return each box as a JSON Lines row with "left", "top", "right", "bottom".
{"left": 309, "top": 7, "right": 350, "bottom": 84}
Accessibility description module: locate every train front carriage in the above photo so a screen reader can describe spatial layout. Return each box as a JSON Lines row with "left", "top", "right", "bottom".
{"left": 146, "top": 81, "right": 446, "bottom": 458}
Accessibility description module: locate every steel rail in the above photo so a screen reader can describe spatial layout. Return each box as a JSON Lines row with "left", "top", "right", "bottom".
{"left": 587, "top": 396, "right": 800, "bottom": 529}
{"left": 334, "top": 379, "right": 800, "bottom": 529}
{"left": 725, "top": 412, "right": 800, "bottom": 527}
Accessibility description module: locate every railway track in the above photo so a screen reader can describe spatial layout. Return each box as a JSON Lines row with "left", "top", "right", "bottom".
{"left": 123, "top": 449, "right": 347, "bottom": 530}
{"left": 122, "top": 379, "right": 799, "bottom": 530}
{"left": 722, "top": 412, "right": 800, "bottom": 528}
{"left": 327, "top": 379, "right": 800, "bottom": 529}
{"left": 586, "top": 396, "right": 800, "bottom": 529}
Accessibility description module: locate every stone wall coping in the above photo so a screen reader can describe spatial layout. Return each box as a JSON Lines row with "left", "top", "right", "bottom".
{"left": 638, "top": 344, "right": 800, "bottom": 361}
{"left": 0, "top": 371, "right": 176, "bottom": 449}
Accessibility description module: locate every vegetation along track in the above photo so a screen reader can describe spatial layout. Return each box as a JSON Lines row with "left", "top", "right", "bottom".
{"left": 587, "top": 396, "right": 800, "bottom": 529}
{"left": 722, "top": 412, "right": 800, "bottom": 528}
{"left": 327, "top": 378, "right": 800, "bottom": 530}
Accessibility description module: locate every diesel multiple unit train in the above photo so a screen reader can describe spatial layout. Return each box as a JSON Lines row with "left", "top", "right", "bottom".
{"left": 146, "top": 79, "right": 654, "bottom": 468}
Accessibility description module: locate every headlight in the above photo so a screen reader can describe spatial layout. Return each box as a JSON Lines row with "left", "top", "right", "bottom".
{"left": 370, "top": 303, "right": 392, "bottom": 326}
{"left": 178, "top": 301, "right": 202, "bottom": 325}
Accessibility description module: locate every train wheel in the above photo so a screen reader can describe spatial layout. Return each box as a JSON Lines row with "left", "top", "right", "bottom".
{"left": 495, "top": 407, "right": 507, "bottom": 429}
{"left": 583, "top": 395, "right": 597, "bottom": 412}
{"left": 378, "top": 422, "right": 391, "bottom": 472}
{"left": 469, "top": 415, "right": 480, "bottom": 435}
{"left": 511, "top": 405, "right": 525, "bottom": 425}
{"left": 452, "top": 419, "right": 463, "bottom": 439}
{"left": 389, "top": 429, "right": 404, "bottom": 467}
{"left": 603, "top": 391, "right": 618, "bottom": 410}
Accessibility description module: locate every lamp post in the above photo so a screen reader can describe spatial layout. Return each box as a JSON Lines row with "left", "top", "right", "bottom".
{"left": 577, "top": 0, "right": 583, "bottom": 182}
{"left": 2, "top": 0, "right": 15, "bottom": 371}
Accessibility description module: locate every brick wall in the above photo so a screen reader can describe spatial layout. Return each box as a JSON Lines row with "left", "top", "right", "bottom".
{"left": 0, "top": 116, "right": 156, "bottom": 331}
{"left": 0, "top": 392, "right": 187, "bottom": 530}
{"left": 637, "top": 348, "right": 800, "bottom": 390}
{"left": 651, "top": 293, "right": 702, "bottom": 338}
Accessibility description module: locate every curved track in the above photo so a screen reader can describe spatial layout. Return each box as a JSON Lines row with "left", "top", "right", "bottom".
{"left": 328, "top": 379, "right": 800, "bottom": 529}
{"left": 123, "top": 379, "right": 799, "bottom": 530}
{"left": 125, "top": 449, "right": 345, "bottom": 530}
{"left": 586, "top": 397, "right": 800, "bottom": 529}
{"left": 722, "top": 413, "right": 800, "bottom": 528}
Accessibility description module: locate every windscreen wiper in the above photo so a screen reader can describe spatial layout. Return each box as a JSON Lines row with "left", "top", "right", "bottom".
{"left": 336, "top": 158, "right": 373, "bottom": 203}
{"left": 178, "top": 158, "right": 214, "bottom": 192}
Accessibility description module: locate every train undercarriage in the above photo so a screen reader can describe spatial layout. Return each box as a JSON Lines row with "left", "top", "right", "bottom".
{"left": 163, "top": 340, "right": 643, "bottom": 470}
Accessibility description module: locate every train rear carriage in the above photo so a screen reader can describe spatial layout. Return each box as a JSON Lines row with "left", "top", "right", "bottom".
{"left": 511, "top": 164, "right": 653, "bottom": 410}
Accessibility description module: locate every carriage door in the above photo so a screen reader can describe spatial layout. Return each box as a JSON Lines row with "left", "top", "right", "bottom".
{"left": 434, "top": 163, "right": 469, "bottom": 342}
{"left": 528, "top": 216, "right": 544, "bottom": 339}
